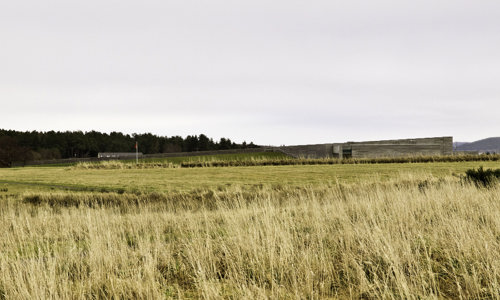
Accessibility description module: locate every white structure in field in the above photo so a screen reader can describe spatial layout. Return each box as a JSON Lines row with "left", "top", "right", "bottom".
{"left": 97, "top": 152, "right": 143, "bottom": 159}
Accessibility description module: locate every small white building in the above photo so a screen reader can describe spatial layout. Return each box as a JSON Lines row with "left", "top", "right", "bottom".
{"left": 97, "top": 152, "right": 143, "bottom": 159}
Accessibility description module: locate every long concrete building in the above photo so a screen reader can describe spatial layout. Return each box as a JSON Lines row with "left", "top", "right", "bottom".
{"left": 276, "top": 137, "right": 453, "bottom": 159}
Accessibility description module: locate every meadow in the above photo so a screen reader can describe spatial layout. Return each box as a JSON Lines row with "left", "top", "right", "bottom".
{"left": 0, "top": 156, "right": 500, "bottom": 299}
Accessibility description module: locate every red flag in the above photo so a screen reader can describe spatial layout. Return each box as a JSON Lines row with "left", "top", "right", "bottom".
{"left": 135, "top": 142, "right": 137, "bottom": 149}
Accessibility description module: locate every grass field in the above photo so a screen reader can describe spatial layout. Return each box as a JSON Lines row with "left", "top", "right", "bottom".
{"left": 1, "top": 160, "right": 500, "bottom": 194}
{"left": 1, "top": 158, "right": 500, "bottom": 298}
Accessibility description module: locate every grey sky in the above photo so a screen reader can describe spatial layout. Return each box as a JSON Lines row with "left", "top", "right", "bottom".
{"left": 1, "top": 0, "right": 499, "bottom": 145}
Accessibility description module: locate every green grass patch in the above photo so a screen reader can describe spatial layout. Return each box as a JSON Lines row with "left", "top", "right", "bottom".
{"left": 1, "top": 160, "right": 500, "bottom": 195}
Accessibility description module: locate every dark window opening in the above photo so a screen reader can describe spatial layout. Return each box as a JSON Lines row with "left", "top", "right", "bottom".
{"left": 342, "top": 148, "right": 352, "bottom": 159}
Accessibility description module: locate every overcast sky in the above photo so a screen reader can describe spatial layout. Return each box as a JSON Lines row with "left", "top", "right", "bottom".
{"left": 1, "top": 0, "right": 499, "bottom": 145}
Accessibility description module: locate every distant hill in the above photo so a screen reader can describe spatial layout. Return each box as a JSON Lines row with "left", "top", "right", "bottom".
{"left": 456, "top": 137, "right": 500, "bottom": 153}
{"left": 453, "top": 142, "right": 469, "bottom": 148}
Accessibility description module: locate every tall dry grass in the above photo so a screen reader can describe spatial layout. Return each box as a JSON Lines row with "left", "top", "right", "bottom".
{"left": 0, "top": 176, "right": 500, "bottom": 299}
{"left": 75, "top": 160, "right": 179, "bottom": 169}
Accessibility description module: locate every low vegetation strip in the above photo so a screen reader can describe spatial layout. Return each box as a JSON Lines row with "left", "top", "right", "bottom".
{"left": 180, "top": 153, "right": 500, "bottom": 167}
{"left": 72, "top": 151, "right": 288, "bottom": 169}
{"left": 0, "top": 179, "right": 127, "bottom": 194}
{"left": 74, "top": 160, "right": 180, "bottom": 169}
{"left": 73, "top": 153, "right": 500, "bottom": 169}
{"left": 21, "top": 188, "right": 277, "bottom": 211}
{"left": 1, "top": 177, "right": 499, "bottom": 298}
{"left": 18, "top": 177, "right": 445, "bottom": 210}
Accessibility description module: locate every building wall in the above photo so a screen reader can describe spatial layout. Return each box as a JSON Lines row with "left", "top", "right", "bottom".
{"left": 441, "top": 137, "right": 453, "bottom": 155}
{"left": 351, "top": 144, "right": 444, "bottom": 158}
{"left": 276, "top": 137, "right": 453, "bottom": 159}
{"left": 347, "top": 137, "right": 450, "bottom": 145}
{"left": 348, "top": 137, "right": 453, "bottom": 158}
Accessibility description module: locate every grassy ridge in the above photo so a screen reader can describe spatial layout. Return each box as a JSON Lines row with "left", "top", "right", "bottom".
{"left": 142, "top": 151, "right": 289, "bottom": 164}
{"left": 1, "top": 177, "right": 500, "bottom": 298}
{"left": 177, "top": 153, "right": 500, "bottom": 168}
{"left": 73, "top": 153, "right": 500, "bottom": 169}
{"left": 95, "top": 151, "right": 289, "bottom": 167}
{"left": 21, "top": 152, "right": 500, "bottom": 169}
{"left": 14, "top": 152, "right": 288, "bottom": 168}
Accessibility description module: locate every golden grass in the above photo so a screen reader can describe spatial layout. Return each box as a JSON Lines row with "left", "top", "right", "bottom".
{"left": 1, "top": 174, "right": 499, "bottom": 299}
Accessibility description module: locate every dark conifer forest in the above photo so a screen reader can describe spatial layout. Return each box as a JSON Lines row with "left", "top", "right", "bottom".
{"left": 0, "top": 129, "right": 258, "bottom": 167}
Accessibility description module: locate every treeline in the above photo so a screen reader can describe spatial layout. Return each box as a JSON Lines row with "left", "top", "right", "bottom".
{"left": 0, "top": 129, "right": 258, "bottom": 167}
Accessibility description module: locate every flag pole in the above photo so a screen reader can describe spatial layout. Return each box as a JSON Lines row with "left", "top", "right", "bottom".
{"left": 135, "top": 141, "right": 138, "bottom": 164}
